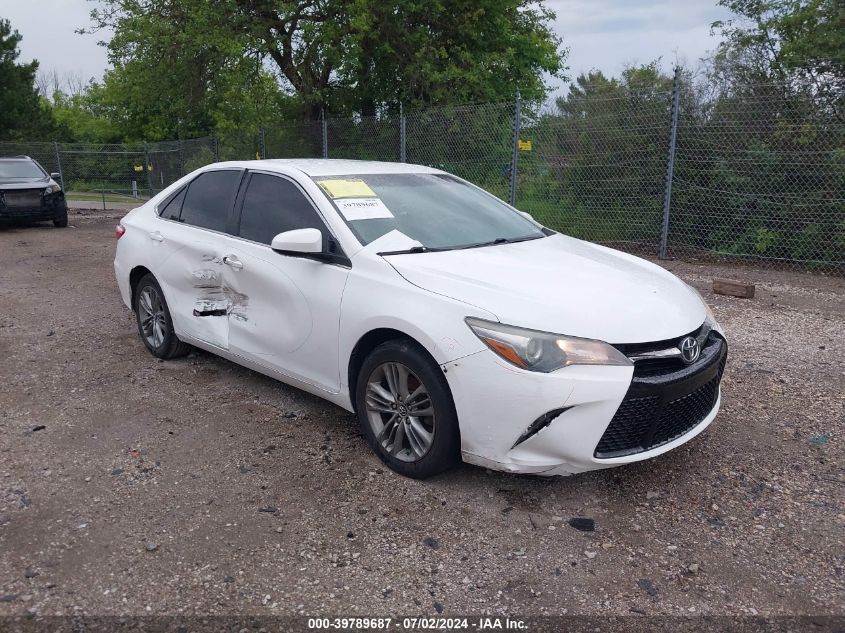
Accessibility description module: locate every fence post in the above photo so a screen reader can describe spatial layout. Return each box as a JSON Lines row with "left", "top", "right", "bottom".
{"left": 178, "top": 139, "right": 185, "bottom": 176}
{"left": 258, "top": 127, "right": 266, "bottom": 159}
{"left": 399, "top": 103, "right": 407, "bottom": 163}
{"left": 212, "top": 137, "right": 219, "bottom": 163}
{"left": 143, "top": 141, "right": 154, "bottom": 198}
{"left": 508, "top": 91, "right": 522, "bottom": 207}
{"left": 321, "top": 108, "right": 328, "bottom": 159}
{"left": 659, "top": 67, "right": 681, "bottom": 260}
{"left": 52, "top": 141, "right": 64, "bottom": 187}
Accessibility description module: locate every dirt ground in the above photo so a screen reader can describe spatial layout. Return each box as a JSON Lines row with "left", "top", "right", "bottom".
{"left": 0, "top": 215, "right": 843, "bottom": 620}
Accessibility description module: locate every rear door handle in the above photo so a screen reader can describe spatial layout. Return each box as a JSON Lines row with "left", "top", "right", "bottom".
{"left": 148, "top": 231, "right": 164, "bottom": 242}
{"left": 222, "top": 255, "right": 243, "bottom": 270}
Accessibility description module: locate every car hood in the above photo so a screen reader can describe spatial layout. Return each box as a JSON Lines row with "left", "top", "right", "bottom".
{"left": 383, "top": 234, "right": 706, "bottom": 344}
{"left": 0, "top": 177, "right": 49, "bottom": 190}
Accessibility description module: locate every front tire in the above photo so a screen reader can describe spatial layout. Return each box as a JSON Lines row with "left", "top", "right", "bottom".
{"left": 134, "top": 274, "right": 190, "bottom": 359}
{"left": 355, "top": 339, "right": 460, "bottom": 479}
{"left": 53, "top": 207, "right": 68, "bottom": 227}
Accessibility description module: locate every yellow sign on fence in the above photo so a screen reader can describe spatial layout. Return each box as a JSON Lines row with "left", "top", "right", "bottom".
{"left": 133, "top": 164, "right": 152, "bottom": 172}
{"left": 518, "top": 139, "right": 532, "bottom": 151}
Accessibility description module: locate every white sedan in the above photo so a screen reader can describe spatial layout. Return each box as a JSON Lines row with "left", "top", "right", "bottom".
{"left": 114, "top": 160, "right": 727, "bottom": 478}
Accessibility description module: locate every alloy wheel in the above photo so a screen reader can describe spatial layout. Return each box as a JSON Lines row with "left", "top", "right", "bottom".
{"left": 138, "top": 286, "right": 167, "bottom": 349}
{"left": 364, "top": 362, "right": 435, "bottom": 462}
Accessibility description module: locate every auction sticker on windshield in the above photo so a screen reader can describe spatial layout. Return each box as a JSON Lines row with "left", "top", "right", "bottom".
{"left": 318, "top": 178, "right": 377, "bottom": 199}
{"left": 335, "top": 197, "right": 394, "bottom": 221}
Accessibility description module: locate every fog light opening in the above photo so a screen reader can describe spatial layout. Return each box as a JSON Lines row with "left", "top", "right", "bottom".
{"left": 511, "top": 407, "right": 572, "bottom": 449}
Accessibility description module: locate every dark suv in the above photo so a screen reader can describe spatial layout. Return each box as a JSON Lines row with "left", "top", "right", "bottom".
{"left": 0, "top": 156, "right": 68, "bottom": 227}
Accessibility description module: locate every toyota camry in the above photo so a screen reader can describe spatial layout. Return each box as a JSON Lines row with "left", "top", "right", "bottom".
{"left": 113, "top": 160, "right": 727, "bottom": 478}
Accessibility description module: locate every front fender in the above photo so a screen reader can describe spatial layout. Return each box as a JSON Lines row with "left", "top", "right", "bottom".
{"left": 338, "top": 255, "right": 494, "bottom": 394}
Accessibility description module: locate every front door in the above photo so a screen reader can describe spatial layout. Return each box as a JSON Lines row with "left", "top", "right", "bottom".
{"left": 224, "top": 171, "right": 350, "bottom": 392}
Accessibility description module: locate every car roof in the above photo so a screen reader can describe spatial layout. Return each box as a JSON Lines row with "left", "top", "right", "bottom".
{"left": 0, "top": 156, "right": 35, "bottom": 161}
{"left": 208, "top": 159, "right": 444, "bottom": 177}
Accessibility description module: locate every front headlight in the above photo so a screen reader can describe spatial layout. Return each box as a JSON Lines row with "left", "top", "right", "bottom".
{"left": 44, "top": 183, "right": 62, "bottom": 195}
{"left": 465, "top": 317, "right": 632, "bottom": 372}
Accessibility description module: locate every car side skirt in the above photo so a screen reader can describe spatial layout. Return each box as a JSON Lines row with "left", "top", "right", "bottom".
{"left": 178, "top": 333, "right": 354, "bottom": 412}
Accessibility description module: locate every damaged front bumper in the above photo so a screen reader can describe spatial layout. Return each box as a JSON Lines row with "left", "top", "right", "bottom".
{"left": 443, "top": 345, "right": 722, "bottom": 476}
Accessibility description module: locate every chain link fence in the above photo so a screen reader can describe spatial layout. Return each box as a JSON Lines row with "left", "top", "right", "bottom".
{"left": 671, "top": 85, "right": 844, "bottom": 269}
{"left": 406, "top": 102, "right": 516, "bottom": 204}
{"left": 0, "top": 138, "right": 217, "bottom": 207}
{"left": 518, "top": 91, "right": 673, "bottom": 254}
{"left": 2, "top": 77, "right": 842, "bottom": 272}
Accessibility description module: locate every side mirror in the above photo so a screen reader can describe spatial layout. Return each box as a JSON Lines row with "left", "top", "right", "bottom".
{"left": 519, "top": 211, "right": 535, "bottom": 222}
{"left": 270, "top": 228, "right": 351, "bottom": 266}
{"left": 271, "top": 228, "right": 323, "bottom": 254}
{"left": 50, "top": 172, "right": 62, "bottom": 181}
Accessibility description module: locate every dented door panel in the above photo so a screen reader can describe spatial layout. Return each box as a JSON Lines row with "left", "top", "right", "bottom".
{"left": 152, "top": 222, "right": 238, "bottom": 350}
{"left": 225, "top": 240, "right": 349, "bottom": 393}
{"left": 191, "top": 262, "right": 249, "bottom": 320}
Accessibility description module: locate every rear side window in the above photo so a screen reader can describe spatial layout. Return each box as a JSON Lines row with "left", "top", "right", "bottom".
{"left": 159, "top": 187, "right": 186, "bottom": 221}
{"left": 238, "top": 173, "right": 325, "bottom": 245}
{"left": 181, "top": 170, "right": 242, "bottom": 233}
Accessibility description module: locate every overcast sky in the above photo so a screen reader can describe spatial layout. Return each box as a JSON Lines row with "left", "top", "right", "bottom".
{"left": 6, "top": 0, "right": 731, "bottom": 97}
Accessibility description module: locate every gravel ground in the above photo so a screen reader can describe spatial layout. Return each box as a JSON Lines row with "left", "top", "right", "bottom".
{"left": 0, "top": 216, "right": 843, "bottom": 619}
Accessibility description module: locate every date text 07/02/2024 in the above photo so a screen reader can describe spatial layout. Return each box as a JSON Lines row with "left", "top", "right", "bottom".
{"left": 307, "top": 617, "right": 528, "bottom": 630}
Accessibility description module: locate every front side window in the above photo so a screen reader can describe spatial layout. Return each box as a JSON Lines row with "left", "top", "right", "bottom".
{"left": 238, "top": 173, "right": 326, "bottom": 245}
{"left": 312, "top": 173, "right": 544, "bottom": 251}
{"left": 181, "top": 170, "right": 242, "bottom": 233}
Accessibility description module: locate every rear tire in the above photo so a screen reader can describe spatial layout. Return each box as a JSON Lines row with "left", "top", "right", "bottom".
{"left": 355, "top": 339, "right": 460, "bottom": 479}
{"left": 134, "top": 274, "right": 190, "bottom": 359}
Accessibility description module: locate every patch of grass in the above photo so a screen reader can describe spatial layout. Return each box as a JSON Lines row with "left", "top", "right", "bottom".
{"left": 66, "top": 191, "right": 148, "bottom": 204}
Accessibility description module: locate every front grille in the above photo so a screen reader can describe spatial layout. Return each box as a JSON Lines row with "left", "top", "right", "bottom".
{"left": 3, "top": 190, "right": 43, "bottom": 208}
{"left": 651, "top": 361, "right": 724, "bottom": 445}
{"left": 595, "top": 396, "right": 659, "bottom": 455}
{"left": 614, "top": 323, "right": 710, "bottom": 377}
{"left": 595, "top": 334, "right": 727, "bottom": 458}
{"left": 614, "top": 323, "right": 706, "bottom": 358}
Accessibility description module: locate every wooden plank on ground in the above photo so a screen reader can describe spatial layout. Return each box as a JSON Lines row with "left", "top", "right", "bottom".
{"left": 713, "top": 278, "right": 755, "bottom": 298}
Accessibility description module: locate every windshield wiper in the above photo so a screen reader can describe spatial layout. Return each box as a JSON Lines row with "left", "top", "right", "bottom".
{"left": 378, "top": 234, "right": 544, "bottom": 256}
{"left": 377, "top": 245, "right": 453, "bottom": 256}
{"left": 456, "top": 235, "right": 543, "bottom": 250}
{"left": 479, "top": 237, "right": 510, "bottom": 247}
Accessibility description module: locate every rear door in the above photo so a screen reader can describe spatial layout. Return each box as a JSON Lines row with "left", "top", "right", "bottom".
{"left": 151, "top": 168, "right": 245, "bottom": 350}
{"left": 224, "top": 171, "right": 350, "bottom": 392}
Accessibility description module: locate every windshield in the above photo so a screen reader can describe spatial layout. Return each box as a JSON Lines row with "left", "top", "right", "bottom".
{"left": 313, "top": 173, "right": 545, "bottom": 251}
{"left": 0, "top": 159, "right": 46, "bottom": 179}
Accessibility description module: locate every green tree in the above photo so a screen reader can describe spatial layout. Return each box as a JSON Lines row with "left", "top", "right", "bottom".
{"left": 49, "top": 85, "right": 123, "bottom": 143}
{"left": 712, "top": 0, "right": 844, "bottom": 117}
{"left": 335, "top": 0, "right": 564, "bottom": 116}
{"left": 523, "top": 64, "right": 678, "bottom": 242}
{"left": 0, "top": 19, "right": 56, "bottom": 140}
{"left": 695, "top": 0, "right": 845, "bottom": 264}
{"left": 84, "top": 0, "right": 565, "bottom": 132}
{"left": 79, "top": 0, "right": 255, "bottom": 140}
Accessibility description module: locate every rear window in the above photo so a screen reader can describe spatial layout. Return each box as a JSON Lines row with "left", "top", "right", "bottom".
{"left": 159, "top": 187, "right": 186, "bottom": 221}
{"left": 181, "top": 170, "right": 242, "bottom": 233}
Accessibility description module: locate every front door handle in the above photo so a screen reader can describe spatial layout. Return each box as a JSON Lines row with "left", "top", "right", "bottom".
{"left": 148, "top": 231, "right": 164, "bottom": 242}
{"left": 222, "top": 255, "right": 243, "bottom": 271}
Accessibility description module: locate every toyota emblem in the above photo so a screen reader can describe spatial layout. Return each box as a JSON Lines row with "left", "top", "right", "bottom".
{"left": 679, "top": 336, "right": 700, "bottom": 364}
